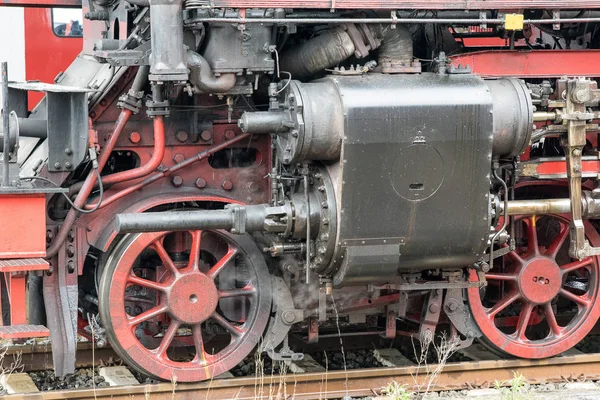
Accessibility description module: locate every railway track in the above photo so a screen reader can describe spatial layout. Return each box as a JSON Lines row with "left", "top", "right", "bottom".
{"left": 4, "top": 351, "right": 600, "bottom": 399}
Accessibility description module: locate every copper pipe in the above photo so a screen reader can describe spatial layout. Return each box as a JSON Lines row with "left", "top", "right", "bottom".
{"left": 45, "top": 109, "right": 133, "bottom": 259}
{"left": 84, "top": 133, "right": 251, "bottom": 210}
{"left": 101, "top": 116, "right": 166, "bottom": 186}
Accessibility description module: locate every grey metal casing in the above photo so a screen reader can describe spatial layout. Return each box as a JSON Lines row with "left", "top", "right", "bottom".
{"left": 324, "top": 74, "right": 493, "bottom": 285}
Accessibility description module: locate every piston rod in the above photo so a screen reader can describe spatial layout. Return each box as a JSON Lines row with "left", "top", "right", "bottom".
{"left": 116, "top": 204, "right": 294, "bottom": 236}
{"left": 504, "top": 194, "right": 600, "bottom": 218}
{"left": 505, "top": 199, "right": 572, "bottom": 215}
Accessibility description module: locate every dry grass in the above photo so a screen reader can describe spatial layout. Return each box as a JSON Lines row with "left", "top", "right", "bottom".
{"left": 410, "top": 331, "right": 460, "bottom": 396}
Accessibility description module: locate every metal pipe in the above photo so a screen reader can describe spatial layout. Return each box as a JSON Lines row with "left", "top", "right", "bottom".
{"left": 45, "top": 109, "right": 133, "bottom": 258}
{"left": 187, "top": 51, "right": 236, "bottom": 94}
{"left": 504, "top": 199, "right": 572, "bottom": 216}
{"left": 0, "top": 118, "right": 48, "bottom": 152}
{"left": 2, "top": 62, "right": 9, "bottom": 186}
{"left": 181, "top": 17, "right": 600, "bottom": 25}
{"left": 100, "top": 115, "right": 165, "bottom": 186}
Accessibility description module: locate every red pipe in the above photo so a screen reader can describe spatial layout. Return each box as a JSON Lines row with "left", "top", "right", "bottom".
{"left": 101, "top": 116, "right": 166, "bottom": 186}
{"left": 84, "top": 133, "right": 251, "bottom": 210}
{"left": 45, "top": 109, "right": 133, "bottom": 259}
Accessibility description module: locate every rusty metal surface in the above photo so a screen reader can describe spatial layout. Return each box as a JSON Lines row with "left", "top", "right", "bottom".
{"left": 1, "top": 343, "right": 119, "bottom": 372}
{"left": 6, "top": 353, "right": 600, "bottom": 399}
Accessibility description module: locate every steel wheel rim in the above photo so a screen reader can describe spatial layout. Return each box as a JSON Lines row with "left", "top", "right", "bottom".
{"left": 99, "top": 229, "right": 271, "bottom": 381}
{"left": 467, "top": 215, "right": 600, "bottom": 358}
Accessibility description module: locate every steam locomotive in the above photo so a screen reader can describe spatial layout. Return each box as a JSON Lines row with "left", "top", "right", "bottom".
{"left": 0, "top": 0, "right": 599, "bottom": 382}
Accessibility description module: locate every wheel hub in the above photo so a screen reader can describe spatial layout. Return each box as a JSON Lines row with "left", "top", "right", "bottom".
{"left": 167, "top": 272, "right": 218, "bottom": 324}
{"left": 518, "top": 257, "right": 562, "bottom": 304}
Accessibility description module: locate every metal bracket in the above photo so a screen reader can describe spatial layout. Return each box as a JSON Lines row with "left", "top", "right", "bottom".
{"left": 419, "top": 289, "right": 442, "bottom": 338}
{"left": 444, "top": 288, "right": 482, "bottom": 339}
{"left": 564, "top": 79, "right": 600, "bottom": 259}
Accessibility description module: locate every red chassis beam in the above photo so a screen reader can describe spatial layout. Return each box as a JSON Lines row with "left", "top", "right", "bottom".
{"left": 3, "top": 0, "right": 600, "bottom": 7}
{"left": 451, "top": 50, "right": 600, "bottom": 78}
{"left": 210, "top": 1, "right": 600, "bottom": 9}
{"left": 0, "top": 0, "right": 79, "bottom": 6}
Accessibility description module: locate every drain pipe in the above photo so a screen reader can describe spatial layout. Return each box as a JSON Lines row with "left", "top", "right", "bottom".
{"left": 187, "top": 50, "right": 236, "bottom": 93}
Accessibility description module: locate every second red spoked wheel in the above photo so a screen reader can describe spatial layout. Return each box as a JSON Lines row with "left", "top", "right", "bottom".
{"left": 467, "top": 215, "right": 600, "bottom": 358}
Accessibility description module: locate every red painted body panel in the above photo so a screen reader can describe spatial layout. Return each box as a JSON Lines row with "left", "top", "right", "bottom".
{"left": 24, "top": 8, "right": 82, "bottom": 107}
{"left": 0, "top": 0, "right": 79, "bottom": 6}
{"left": 0, "top": 195, "right": 46, "bottom": 259}
{"left": 451, "top": 50, "right": 600, "bottom": 78}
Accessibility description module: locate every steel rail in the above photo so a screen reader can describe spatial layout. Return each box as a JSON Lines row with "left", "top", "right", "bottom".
{"left": 6, "top": 353, "right": 600, "bottom": 399}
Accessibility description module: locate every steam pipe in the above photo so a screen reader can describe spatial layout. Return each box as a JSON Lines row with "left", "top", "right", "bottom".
{"left": 279, "top": 27, "right": 357, "bottom": 79}
{"left": 378, "top": 25, "right": 413, "bottom": 67}
{"left": 187, "top": 50, "right": 236, "bottom": 94}
{"left": 99, "top": 115, "right": 165, "bottom": 186}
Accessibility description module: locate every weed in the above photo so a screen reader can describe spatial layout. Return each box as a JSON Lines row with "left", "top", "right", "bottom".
{"left": 381, "top": 381, "right": 413, "bottom": 400}
{"left": 494, "top": 371, "right": 528, "bottom": 400}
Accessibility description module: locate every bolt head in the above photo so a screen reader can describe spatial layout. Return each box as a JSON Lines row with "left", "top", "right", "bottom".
{"left": 171, "top": 175, "right": 183, "bottom": 187}
{"left": 175, "top": 130, "right": 189, "bottom": 142}
{"left": 173, "top": 153, "right": 185, "bottom": 164}
{"left": 195, "top": 177, "right": 207, "bottom": 189}
{"left": 248, "top": 181, "right": 259, "bottom": 193}
{"left": 221, "top": 180, "right": 233, "bottom": 191}
{"left": 200, "top": 130, "right": 213, "bottom": 141}
{"left": 224, "top": 130, "right": 236, "bottom": 140}
{"left": 129, "top": 132, "right": 141, "bottom": 143}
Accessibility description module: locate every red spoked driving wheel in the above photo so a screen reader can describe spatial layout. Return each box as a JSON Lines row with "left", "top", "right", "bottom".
{"left": 98, "top": 229, "right": 271, "bottom": 381}
{"left": 467, "top": 215, "right": 600, "bottom": 358}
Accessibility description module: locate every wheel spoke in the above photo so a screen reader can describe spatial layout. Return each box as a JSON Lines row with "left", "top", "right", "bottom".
{"left": 151, "top": 240, "right": 180, "bottom": 278}
{"left": 192, "top": 325, "right": 208, "bottom": 364}
{"left": 128, "top": 304, "right": 168, "bottom": 327}
{"left": 546, "top": 223, "right": 569, "bottom": 259}
{"left": 506, "top": 250, "right": 525, "bottom": 265}
{"left": 526, "top": 216, "right": 539, "bottom": 256}
{"left": 543, "top": 303, "right": 562, "bottom": 336}
{"left": 560, "top": 288, "right": 590, "bottom": 307}
{"left": 219, "top": 285, "right": 257, "bottom": 299}
{"left": 485, "top": 273, "right": 517, "bottom": 281}
{"left": 154, "top": 321, "right": 180, "bottom": 357}
{"left": 187, "top": 230, "right": 203, "bottom": 272}
{"left": 207, "top": 247, "right": 238, "bottom": 280}
{"left": 211, "top": 312, "right": 244, "bottom": 337}
{"left": 127, "top": 274, "right": 168, "bottom": 293}
{"left": 487, "top": 292, "right": 520, "bottom": 318}
{"left": 561, "top": 258, "right": 593, "bottom": 274}
{"left": 513, "top": 302, "right": 534, "bottom": 340}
